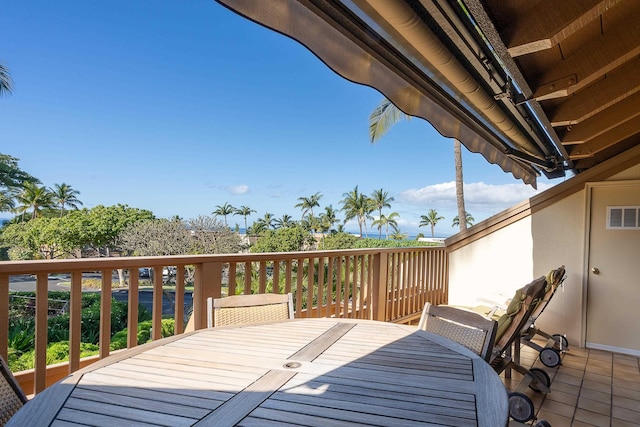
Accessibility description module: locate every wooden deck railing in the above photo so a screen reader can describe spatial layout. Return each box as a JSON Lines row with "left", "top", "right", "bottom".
{"left": 0, "top": 246, "right": 448, "bottom": 395}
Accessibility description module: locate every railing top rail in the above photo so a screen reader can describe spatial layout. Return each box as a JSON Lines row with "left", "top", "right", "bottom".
{"left": 0, "top": 246, "right": 445, "bottom": 275}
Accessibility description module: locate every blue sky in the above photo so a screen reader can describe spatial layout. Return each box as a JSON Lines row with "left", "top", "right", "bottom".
{"left": 0, "top": 1, "right": 562, "bottom": 237}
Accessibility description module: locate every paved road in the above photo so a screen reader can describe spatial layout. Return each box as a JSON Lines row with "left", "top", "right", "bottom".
{"left": 9, "top": 274, "right": 193, "bottom": 317}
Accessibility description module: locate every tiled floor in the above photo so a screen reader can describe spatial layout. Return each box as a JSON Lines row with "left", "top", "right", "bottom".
{"left": 502, "top": 339, "right": 640, "bottom": 427}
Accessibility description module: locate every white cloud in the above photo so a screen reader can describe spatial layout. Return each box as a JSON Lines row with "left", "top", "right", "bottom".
{"left": 398, "top": 181, "right": 553, "bottom": 215}
{"left": 229, "top": 185, "right": 249, "bottom": 195}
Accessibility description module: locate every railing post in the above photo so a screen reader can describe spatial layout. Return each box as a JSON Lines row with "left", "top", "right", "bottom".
{"left": 152, "top": 267, "right": 163, "bottom": 341}
{"left": 0, "top": 274, "right": 8, "bottom": 362}
{"left": 35, "top": 273, "right": 48, "bottom": 393}
{"left": 192, "top": 261, "right": 223, "bottom": 330}
{"left": 69, "top": 271, "right": 83, "bottom": 373}
{"left": 99, "top": 270, "right": 112, "bottom": 360}
{"left": 371, "top": 252, "right": 388, "bottom": 321}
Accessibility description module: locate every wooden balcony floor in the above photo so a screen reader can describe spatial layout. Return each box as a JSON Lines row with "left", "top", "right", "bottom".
{"left": 503, "top": 340, "right": 640, "bottom": 426}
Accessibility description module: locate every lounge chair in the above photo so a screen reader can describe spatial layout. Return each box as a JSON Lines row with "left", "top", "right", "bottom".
{"left": 1, "top": 355, "right": 28, "bottom": 426}
{"left": 207, "top": 293, "right": 295, "bottom": 328}
{"left": 488, "top": 275, "right": 550, "bottom": 424}
{"left": 418, "top": 302, "right": 498, "bottom": 362}
{"left": 517, "top": 266, "right": 568, "bottom": 368}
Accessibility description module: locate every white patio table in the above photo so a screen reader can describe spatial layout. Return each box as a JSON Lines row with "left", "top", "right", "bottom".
{"left": 8, "top": 318, "right": 508, "bottom": 426}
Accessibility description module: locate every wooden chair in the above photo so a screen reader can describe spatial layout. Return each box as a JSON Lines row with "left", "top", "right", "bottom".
{"left": 207, "top": 293, "right": 295, "bottom": 328}
{"left": 1, "top": 355, "right": 28, "bottom": 426}
{"left": 418, "top": 302, "right": 498, "bottom": 362}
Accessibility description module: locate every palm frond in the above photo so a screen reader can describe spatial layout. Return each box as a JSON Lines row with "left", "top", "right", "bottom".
{"left": 368, "top": 98, "right": 410, "bottom": 143}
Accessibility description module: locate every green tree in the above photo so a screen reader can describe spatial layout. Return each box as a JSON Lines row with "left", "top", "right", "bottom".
{"left": 118, "top": 218, "right": 193, "bottom": 256}
{"left": 452, "top": 211, "right": 475, "bottom": 228}
{"left": 369, "top": 98, "right": 468, "bottom": 232}
{"left": 189, "top": 215, "right": 242, "bottom": 255}
{"left": 320, "top": 205, "right": 339, "bottom": 233}
{"left": 419, "top": 209, "right": 444, "bottom": 238}
{"left": 0, "top": 63, "right": 12, "bottom": 97}
{"left": 212, "top": 202, "right": 235, "bottom": 226}
{"left": 233, "top": 205, "right": 255, "bottom": 232}
{"left": 50, "top": 183, "right": 83, "bottom": 217}
{"left": 15, "top": 181, "right": 53, "bottom": 220}
{"left": 294, "top": 192, "right": 323, "bottom": 220}
{"left": 250, "top": 225, "right": 314, "bottom": 253}
{"left": 85, "top": 204, "right": 155, "bottom": 256}
{"left": 0, "top": 153, "right": 37, "bottom": 192}
{"left": 340, "top": 186, "right": 373, "bottom": 238}
{"left": 318, "top": 232, "right": 359, "bottom": 250}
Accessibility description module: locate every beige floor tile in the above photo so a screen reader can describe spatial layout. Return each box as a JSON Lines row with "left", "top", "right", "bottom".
{"left": 585, "top": 364, "right": 612, "bottom": 377}
{"left": 614, "top": 377, "right": 640, "bottom": 391}
{"left": 577, "top": 396, "right": 610, "bottom": 416}
{"left": 534, "top": 409, "right": 572, "bottom": 426}
{"left": 553, "top": 381, "right": 581, "bottom": 396}
{"left": 540, "top": 399, "right": 578, "bottom": 419}
{"left": 611, "top": 417, "right": 640, "bottom": 426}
{"left": 571, "top": 421, "right": 601, "bottom": 427}
{"left": 573, "top": 408, "right": 611, "bottom": 427}
{"left": 588, "top": 350, "right": 613, "bottom": 361}
{"left": 582, "top": 379, "right": 611, "bottom": 393}
{"left": 579, "top": 388, "right": 612, "bottom": 404}
{"left": 611, "top": 406, "right": 640, "bottom": 424}
{"left": 613, "top": 394, "right": 640, "bottom": 411}
{"left": 613, "top": 385, "right": 640, "bottom": 400}
{"left": 546, "top": 389, "right": 579, "bottom": 406}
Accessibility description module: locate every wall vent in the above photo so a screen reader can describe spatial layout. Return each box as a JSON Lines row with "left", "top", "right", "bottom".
{"left": 607, "top": 206, "right": 640, "bottom": 229}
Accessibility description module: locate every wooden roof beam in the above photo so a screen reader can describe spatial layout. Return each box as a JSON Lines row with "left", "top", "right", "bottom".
{"left": 505, "top": 0, "right": 621, "bottom": 57}
{"left": 550, "top": 58, "right": 640, "bottom": 126}
{"left": 561, "top": 91, "right": 640, "bottom": 145}
{"left": 532, "top": 8, "right": 640, "bottom": 101}
{"left": 567, "top": 119, "right": 640, "bottom": 160}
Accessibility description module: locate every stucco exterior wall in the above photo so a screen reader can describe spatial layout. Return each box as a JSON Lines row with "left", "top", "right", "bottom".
{"left": 448, "top": 192, "right": 586, "bottom": 344}
{"left": 448, "top": 166, "right": 639, "bottom": 346}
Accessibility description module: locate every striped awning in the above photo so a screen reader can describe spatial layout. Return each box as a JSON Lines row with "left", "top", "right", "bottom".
{"left": 216, "top": 0, "right": 563, "bottom": 187}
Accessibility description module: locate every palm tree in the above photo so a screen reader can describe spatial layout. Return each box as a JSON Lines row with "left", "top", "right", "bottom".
{"left": 212, "top": 202, "right": 235, "bottom": 226}
{"left": 321, "top": 205, "right": 339, "bottom": 233}
{"left": 50, "top": 183, "right": 83, "bottom": 216}
{"left": 370, "top": 188, "right": 394, "bottom": 238}
{"left": 372, "top": 212, "right": 399, "bottom": 239}
{"left": 340, "top": 186, "right": 373, "bottom": 238}
{"left": 294, "top": 192, "right": 323, "bottom": 219}
{"left": 369, "top": 98, "right": 468, "bottom": 232}
{"left": 257, "top": 212, "right": 274, "bottom": 230}
{"left": 274, "top": 214, "right": 295, "bottom": 229}
{"left": 234, "top": 205, "right": 256, "bottom": 232}
{"left": 15, "top": 181, "right": 53, "bottom": 219}
{"left": 388, "top": 227, "right": 408, "bottom": 241}
{"left": 452, "top": 211, "right": 475, "bottom": 228}
{"left": 0, "top": 63, "right": 12, "bottom": 97}
{"left": 419, "top": 209, "right": 444, "bottom": 238}
{"left": 0, "top": 191, "right": 15, "bottom": 214}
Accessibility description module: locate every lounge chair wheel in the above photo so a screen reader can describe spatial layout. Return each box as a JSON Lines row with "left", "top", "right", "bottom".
{"left": 508, "top": 392, "right": 535, "bottom": 422}
{"left": 533, "top": 420, "right": 552, "bottom": 427}
{"left": 528, "top": 368, "right": 551, "bottom": 392}
{"left": 552, "top": 334, "right": 568, "bottom": 350}
{"left": 540, "top": 347, "right": 562, "bottom": 367}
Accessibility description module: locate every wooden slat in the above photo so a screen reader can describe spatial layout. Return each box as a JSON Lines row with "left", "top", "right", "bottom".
{"left": 0, "top": 274, "right": 8, "bottom": 361}
{"left": 128, "top": 269, "right": 139, "bottom": 347}
{"left": 174, "top": 265, "right": 185, "bottom": 334}
{"left": 68, "top": 271, "right": 83, "bottom": 373}
{"left": 99, "top": 270, "right": 112, "bottom": 360}
{"left": 34, "top": 273, "right": 48, "bottom": 394}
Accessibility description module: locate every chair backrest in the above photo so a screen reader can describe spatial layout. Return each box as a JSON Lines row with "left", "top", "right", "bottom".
{"left": 207, "top": 293, "right": 295, "bottom": 328}
{"left": 530, "top": 265, "right": 566, "bottom": 320}
{"left": 493, "top": 276, "right": 548, "bottom": 353}
{"left": 418, "top": 302, "right": 498, "bottom": 362}
{"left": 1, "top": 355, "right": 28, "bottom": 426}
